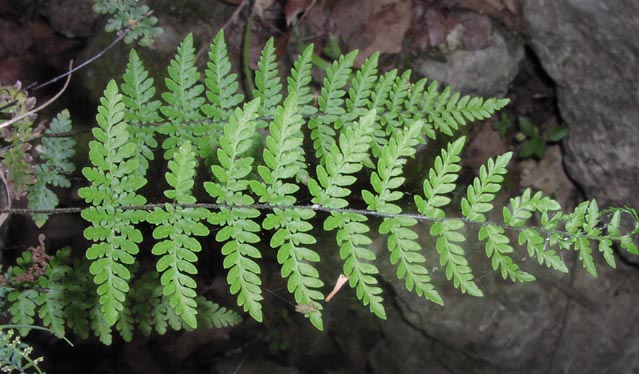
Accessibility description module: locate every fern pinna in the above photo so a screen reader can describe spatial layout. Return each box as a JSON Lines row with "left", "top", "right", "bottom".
{"left": 7, "top": 31, "right": 636, "bottom": 343}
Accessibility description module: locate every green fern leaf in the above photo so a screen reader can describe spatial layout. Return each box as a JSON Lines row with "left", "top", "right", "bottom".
{"left": 251, "top": 94, "right": 324, "bottom": 329}
{"left": 382, "top": 70, "right": 411, "bottom": 135}
{"left": 203, "top": 30, "right": 244, "bottom": 121}
{"left": 147, "top": 141, "right": 209, "bottom": 329}
{"left": 254, "top": 38, "right": 282, "bottom": 118}
{"left": 415, "top": 137, "right": 482, "bottom": 295}
{"left": 121, "top": 49, "right": 161, "bottom": 175}
{"left": 287, "top": 44, "right": 317, "bottom": 116}
{"left": 205, "top": 99, "right": 263, "bottom": 322}
{"left": 8, "top": 290, "right": 38, "bottom": 336}
{"left": 478, "top": 224, "right": 535, "bottom": 282}
{"left": 310, "top": 110, "right": 386, "bottom": 318}
{"left": 414, "top": 136, "right": 465, "bottom": 218}
{"left": 158, "top": 33, "right": 206, "bottom": 159}
{"left": 345, "top": 52, "right": 379, "bottom": 122}
{"left": 196, "top": 297, "right": 242, "bottom": 328}
{"left": 116, "top": 298, "right": 135, "bottom": 342}
{"left": 310, "top": 50, "right": 358, "bottom": 163}
{"left": 504, "top": 189, "right": 567, "bottom": 272}
{"left": 79, "top": 80, "right": 147, "bottom": 326}
{"left": 28, "top": 109, "right": 76, "bottom": 227}
{"left": 62, "top": 260, "right": 93, "bottom": 339}
{"left": 364, "top": 120, "right": 442, "bottom": 304}
{"left": 37, "top": 248, "right": 72, "bottom": 338}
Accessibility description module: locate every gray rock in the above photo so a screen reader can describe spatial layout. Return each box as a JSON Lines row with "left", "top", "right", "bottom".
{"left": 523, "top": 0, "right": 639, "bottom": 208}
{"left": 411, "top": 25, "right": 524, "bottom": 97}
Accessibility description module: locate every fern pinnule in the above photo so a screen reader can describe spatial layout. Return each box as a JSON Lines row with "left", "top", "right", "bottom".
{"left": 37, "top": 248, "right": 72, "bottom": 338}
{"left": 310, "top": 110, "right": 386, "bottom": 319}
{"left": 287, "top": 44, "right": 316, "bottom": 116}
{"left": 116, "top": 298, "right": 134, "bottom": 342}
{"left": 251, "top": 94, "right": 324, "bottom": 329}
{"left": 159, "top": 33, "right": 206, "bottom": 159}
{"left": 254, "top": 38, "right": 282, "bottom": 119}
{"left": 461, "top": 152, "right": 534, "bottom": 282}
{"left": 79, "top": 80, "right": 147, "bottom": 326}
{"left": 425, "top": 84, "right": 510, "bottom": 137}
{"left": 368, "top": 69, "right": 397, "bottom": 156}
{"left": 121, "top": 49, "right": 160, "bottom": 175}
{"left": 502, "top": 189, "right": 568, "bottom": 273}
{"left": 147, "top": 141, "right": 208, "bottom": 329}
{"left": 364, "top": 120, "right": 442, "bottom": 304}
{"left": 205, "top": 99, "right": 264, "bottom": 322}
{"left": 195, "top": 296, "right": 242, "bottom": 329}
{"left": 382, "top": 70, "right": 411, "bottom": 135}
{"left": 345, "top": 52, "right": 379, "bottom": 122}
{"left": 203, "top": 30, "right": 244, "bottom": 122}
{"left": 28, "top": 110, "right": 76, "bottom": 227}
{"left": 415, "top": 137, "right": 482, "bottom": 296}
{"left": 310, "top": 50, "right": 358, "bottom": 164}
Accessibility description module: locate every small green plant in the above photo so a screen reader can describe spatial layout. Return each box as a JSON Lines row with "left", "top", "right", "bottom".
{"left": 93, "top": 0, "right": 162, "bottom": 46}
{"left": 0, "top": 328, "right": 45, "bottom": 374}
{"left": 1, "top": 31, "right": 637, "bottom": 348}
{"left": 493, "top": 114, "right": 568, "bottom": 159}
{"left": 515, "top": 116, "right": 567, "bottom": 158}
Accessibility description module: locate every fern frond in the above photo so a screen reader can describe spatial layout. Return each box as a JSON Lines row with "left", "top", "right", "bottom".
{"left": 310, "top": 50, "right": 358, "bottom": 163}
{"left": 310, "top": 110, "right": 386, "bottom": 319}
{"left": 36, "top": 248, "right": 72, "bottom": 338}
{"left": 367, "top": 69, "right": 397, "bottom": 156}
{"left": 115, "top": 298, "right": 135, "bottom": 342}
{"left": 254, "top": 38, "right": 282, "bottom": 118}
{"left": 78, "top": 80, "right": 147, "bottom": 326}
{"left": 425, "top": 83, "right": 510, "bottom": 136}
{"left": 28, "top": 110, "right": 76, "bottom": 227}
{"left": 8, "top": 290, "right": 38, "bottom": 336}
{"left": 565, "top": 200, "right": 597, "bottom": 276}
{"left": 382, "top": 70, "right": 411, "bottom": 135}
{"left": 203, "top": 30, "right": 244, "bottom": 122}
{"left": 205, "top": 99, "right": 263, "bottom": 322}
{"left": 147, "top": 141, "right": 209, "bottom": 329}
{"left": 158, "top": 33, "right": 206, "bottom": 159}
{"left": 461, "top": 153, "right": 533, "bottom": 282}
{"left": 251, "top": 94, "right": 324, "bottom": 329}
{"left": 287, "top": 44, "right": 316, "bottom": 116}
{"left": 364, "top": 120, "right": 442, "bottom": 304}
{"left": 345, "top": 52, "right": 379, "bottom": 122}
{"left": 121, "top": 49, "right": 160, "bottom": 175}
{"left": 502, "top": 189, "right": 568, "bottom": 272}
{"left": 195, "top": 297, "right": 242, "bottom": 328}
{"left": 61, "top": 260, "right": 93, "bottom": 339}
{"left": 414, "top": 137, "right": 465, "bottom": 219}
{"left": 415, "top": 137, "right": 482, "bottom": 296}
{"left": 90, "top": 296, "right": 113, "bottom": 345}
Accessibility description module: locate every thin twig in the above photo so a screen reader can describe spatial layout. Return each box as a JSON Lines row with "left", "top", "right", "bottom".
{"left": 0, "top": 60, "right": 74, "bottom": 131}
{"left": 30, "top": 27, "right": 130, "bottom": 92}
{"left": 195, "top": 0, "right": 249, "bottom": 64}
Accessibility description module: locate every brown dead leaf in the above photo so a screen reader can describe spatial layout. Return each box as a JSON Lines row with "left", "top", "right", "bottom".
{"left": 330, "top": 0, "right": 413, "bottom": 64}
{"left": 284, "top": 0, "right": 315, "bottom": 26}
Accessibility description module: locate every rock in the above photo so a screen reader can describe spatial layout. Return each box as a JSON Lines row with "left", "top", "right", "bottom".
{"left": 523, "top": 0, "right": 639, "bottom": 208}
{"left": 411, "top": 18, "right": 524, "bottom": 97}
{"left": 369, "top": 229, "right": 639, "bottom": 373}
{"left": 41, "top": 0, "right": 98, "bottom": 38}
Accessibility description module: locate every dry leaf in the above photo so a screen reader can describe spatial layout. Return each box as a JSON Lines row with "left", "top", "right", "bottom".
{"left": 284, "top": 0, "right": 315, "bottom": 26}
